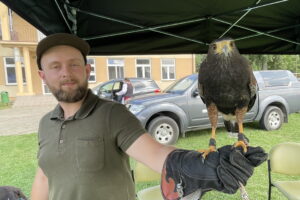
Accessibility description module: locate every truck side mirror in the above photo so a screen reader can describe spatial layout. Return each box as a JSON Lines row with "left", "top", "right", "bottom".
{"left": 192, "top": 90, "right": 200, "bottom": 97}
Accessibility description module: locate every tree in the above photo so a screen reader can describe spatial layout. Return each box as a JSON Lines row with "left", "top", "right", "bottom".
{"left": 196, "top": 54, "right": 300, "bottom": 74}
{"left": 195, "top": 54, "right": 205, "bottom": 72}
{"left": 245, "top": 55, "right": 300, "bottom": 72}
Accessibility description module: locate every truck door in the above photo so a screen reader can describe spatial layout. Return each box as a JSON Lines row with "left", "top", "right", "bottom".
{"left": 187, "top": 85, "right": 210, "bottom": 127}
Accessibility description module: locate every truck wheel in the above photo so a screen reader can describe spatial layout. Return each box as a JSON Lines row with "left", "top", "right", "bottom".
{"left": 148, "top": 116, "right": 179, "bottom": 145}
{"left": 260, "top": 106, "right": 284, "bottom": 131}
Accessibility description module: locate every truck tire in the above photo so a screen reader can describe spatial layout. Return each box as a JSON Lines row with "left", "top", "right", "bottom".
{"left": 148, "top": 116, "right": 179, "bottom": 145}
{"left": 260, "top": 106, "right": 284, "bottom": 131}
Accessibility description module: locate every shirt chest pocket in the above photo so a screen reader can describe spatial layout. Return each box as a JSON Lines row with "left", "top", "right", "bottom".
{"left": 76, "top": 137, "right": 104, "bottom": 172}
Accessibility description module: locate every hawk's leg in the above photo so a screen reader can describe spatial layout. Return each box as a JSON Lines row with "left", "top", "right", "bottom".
{"left": 233, "top": 107, "right": 249, "bottom": 152}
{"left": 198, "top": 103, "right": 218, "bottom": 158}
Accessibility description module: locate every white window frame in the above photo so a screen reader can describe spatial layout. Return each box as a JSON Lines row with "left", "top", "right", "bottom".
{"left": 107, "top": 58, "right": 124, "bottom": 80}
{"left": 136, "top": 58, "right": 151, "bottom": 78}
{"left": 161, "top": 58, "right": 176, "bottom": 80}
{"left": 3, "top": 57, "right": 26, "bottom": 85}
{"left": 87, "top": 57, "right": 96, "bottom": 83}
{"left": 41, "top": 80, "right": 52, "bottom": 95}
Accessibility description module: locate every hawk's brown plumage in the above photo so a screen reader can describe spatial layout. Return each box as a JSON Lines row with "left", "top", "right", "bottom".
{"left": 198, "top": 37, "right": 257, "bottom": 156}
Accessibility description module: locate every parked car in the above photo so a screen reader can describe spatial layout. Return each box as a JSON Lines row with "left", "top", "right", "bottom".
{"left": 92, "top": 78, "right": 161, "bottom": 101}
{"left": 126, "top": 70, "right": 300, "bottom": 145}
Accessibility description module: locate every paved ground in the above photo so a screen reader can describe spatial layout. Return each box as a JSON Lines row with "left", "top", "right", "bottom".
{"left": 0, "top": 95, "right": 57, "bottom": 136}
{"left": 0, "top": 105, "right": 56, "bottom": 136}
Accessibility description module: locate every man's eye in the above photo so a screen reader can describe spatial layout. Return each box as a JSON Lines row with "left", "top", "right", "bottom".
{"left": 51, "top": 65, "right": 59, "bottom": 69}
{"left": 71, "top": 63, "right": 80, "bottom": 67}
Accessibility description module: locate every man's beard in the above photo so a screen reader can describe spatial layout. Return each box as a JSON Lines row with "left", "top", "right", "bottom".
{"left": 48, "top": 79, "right": 88, "bottom": 103}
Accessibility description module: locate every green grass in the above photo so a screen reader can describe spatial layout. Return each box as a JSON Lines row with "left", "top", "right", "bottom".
{"left": 0, "top": 134, "right": 38, "bottom": 197}
{"left": 0, "top": 113, "right": 300, "bottom": 199}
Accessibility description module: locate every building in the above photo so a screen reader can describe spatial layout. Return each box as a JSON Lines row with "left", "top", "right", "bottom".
{"left": 0, "top": 3, "right": 196, "bottom": 100}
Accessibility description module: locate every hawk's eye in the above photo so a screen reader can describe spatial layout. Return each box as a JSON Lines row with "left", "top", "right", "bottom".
{"left": 212, "top": 44, "right": 217, "bottom": 50}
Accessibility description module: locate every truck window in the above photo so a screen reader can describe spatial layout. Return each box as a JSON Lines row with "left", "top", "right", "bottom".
{"left": 260, "top": 71, "right": 291, "bottom": 87}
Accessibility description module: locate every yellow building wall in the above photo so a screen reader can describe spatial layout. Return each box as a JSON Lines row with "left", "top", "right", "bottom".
{"left": 94, "top": 56, "right": 108, "bottom": 83}
{"left": 88, "top": 55, "right": 195, "bottom": 90}
{"left": 0, "top": 2, "right": 10, "bottom": 40}
{"left": 176, "top": 57, "right": 195, "bottom": 77}
{"left": 149, "top": 55, "right": 195, "bottom": 89}
{"left": 30, "top": 52, "right": 43, "bottom": 94}
{"left": 125, "top": 57, "right": 136, "bottom": 77}
{"left": 151, "top": 57, "right": 162, "bottom": 80}
{"left": 12, "top": 13, "right": 37, "bottom": 42}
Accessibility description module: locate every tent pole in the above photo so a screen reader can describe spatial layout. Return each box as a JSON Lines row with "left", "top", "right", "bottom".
{"left": 54, "top": 0, "right": 72, "bottom": 33}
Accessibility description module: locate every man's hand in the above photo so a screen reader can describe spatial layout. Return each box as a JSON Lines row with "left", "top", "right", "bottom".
{"left": 161, "top": 145, "right": 267, "bottom": 200}
{"left": 218, "top": 145, "right": 267, "bottom": 193}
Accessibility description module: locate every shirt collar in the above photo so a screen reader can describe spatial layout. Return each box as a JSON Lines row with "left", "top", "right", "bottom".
{"left": 50, "top": 89, "right": 99, "bottom": 121}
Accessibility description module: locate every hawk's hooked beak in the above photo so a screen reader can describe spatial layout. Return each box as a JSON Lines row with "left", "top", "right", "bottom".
{"left": 222, "top": 45, "right": 229, "bottom": 57}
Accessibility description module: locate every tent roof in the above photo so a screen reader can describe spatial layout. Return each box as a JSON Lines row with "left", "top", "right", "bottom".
{"left": 2, "top": 0, "right": 300, "bottom": 55}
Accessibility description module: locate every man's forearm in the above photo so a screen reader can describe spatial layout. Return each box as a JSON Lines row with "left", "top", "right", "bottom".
{"left": 31, "top": 167, "right": 49, "bottom": 200}
{"left": 126, "top": 133, "right": 176, "bottom": 173}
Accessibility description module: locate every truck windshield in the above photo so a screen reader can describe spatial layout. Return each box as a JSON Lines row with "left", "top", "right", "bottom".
{"left": 164, "top": 75, "right": 197, "bottom": 94}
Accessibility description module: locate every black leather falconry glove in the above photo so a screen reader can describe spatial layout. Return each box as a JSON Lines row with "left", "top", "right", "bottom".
{"left": 161, "top": 145, "right": 267, "bottom": 200}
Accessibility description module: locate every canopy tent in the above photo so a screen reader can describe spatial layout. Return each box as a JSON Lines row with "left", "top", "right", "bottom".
{"left": 1, "top": 0, "right": 300, "bottom": 55}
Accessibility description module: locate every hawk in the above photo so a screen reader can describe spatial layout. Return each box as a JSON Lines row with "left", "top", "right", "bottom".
{"left": 198, "top": 37, "right": 257, "bottom": 157}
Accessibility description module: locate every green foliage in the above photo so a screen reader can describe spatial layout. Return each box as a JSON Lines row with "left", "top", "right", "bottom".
{"left": 195, "top": 54, "right": 206, "bottom": 72}
{"left": 245, "top": 54, "right": 300, "bottom": 72}
{"left": 196, "top": 53, "right": 300, "bottom": 73}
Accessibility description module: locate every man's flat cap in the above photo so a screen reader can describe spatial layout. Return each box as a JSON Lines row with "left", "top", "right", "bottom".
{"left": 36, "top": 33, "right": 90, "bottom": 69}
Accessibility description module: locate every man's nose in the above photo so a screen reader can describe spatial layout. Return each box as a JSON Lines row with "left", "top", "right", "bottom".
{"left": 60, "top": 65, "right": 72, "bottom": 77}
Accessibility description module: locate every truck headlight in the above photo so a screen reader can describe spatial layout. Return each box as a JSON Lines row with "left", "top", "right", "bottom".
{"left": 127, "top": 104, "right": 145, "bottom": 114}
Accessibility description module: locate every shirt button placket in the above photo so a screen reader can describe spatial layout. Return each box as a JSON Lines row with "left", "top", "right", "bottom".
{"left": 59, "top": 123, "right": 66, "bottom": 150}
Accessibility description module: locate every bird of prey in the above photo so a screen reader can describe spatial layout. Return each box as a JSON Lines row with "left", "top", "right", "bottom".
{"left": 198, "top": 37, "right": 257, "bottom": 157}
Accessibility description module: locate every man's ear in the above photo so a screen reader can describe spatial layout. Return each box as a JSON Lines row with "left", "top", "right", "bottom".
{"left": 38, "top": 70, "right": 45, "bottom": 81}
{"left": 85, "top": 64, "right": 91, "bottom": 79}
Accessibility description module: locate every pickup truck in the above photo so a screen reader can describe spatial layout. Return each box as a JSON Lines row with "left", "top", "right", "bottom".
{"left": 126, "top": 70, "right": 300, "bottom": 145}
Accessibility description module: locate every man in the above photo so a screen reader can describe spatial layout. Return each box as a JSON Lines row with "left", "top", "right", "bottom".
{"left": 31, "top": 33, "right": 267, "bottom": 200}
{"left": 115, "top": 78, "right": 133, "bottom": 104}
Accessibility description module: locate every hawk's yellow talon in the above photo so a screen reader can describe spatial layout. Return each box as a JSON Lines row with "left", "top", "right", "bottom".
{"left": 234, "top": 141, "right": 248, "bottom": 153}
{"left": 198, "top": 146, "right": 216, "bottom": 159}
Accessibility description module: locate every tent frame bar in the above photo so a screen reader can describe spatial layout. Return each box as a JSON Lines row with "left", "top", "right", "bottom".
{"left": 68, "top": 4, "right": 208, "bottom": 44}
{"left": 60, "top": 0, "right": 296, "bottom": 47}
{"left": 55, "top": 0, "right": 72, "bottom": 33}
{"left": 219, "top": 0, "right": 262, "bottom": 38}
{"left": 235, "top": 24, "right": 300, "bottom": 42}
{"left": 212, "top": 17, "right": 300, "bottom": 45}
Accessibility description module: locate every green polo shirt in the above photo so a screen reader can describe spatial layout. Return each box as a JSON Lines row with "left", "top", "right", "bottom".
{"left": 37, "top": 90, "right": 146, "bottom": 200}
